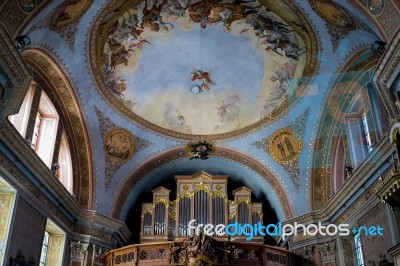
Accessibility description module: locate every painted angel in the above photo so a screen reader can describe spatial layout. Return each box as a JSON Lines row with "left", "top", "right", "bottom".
{"left": 191, "top": 68, "right": 215, "bottom": 91}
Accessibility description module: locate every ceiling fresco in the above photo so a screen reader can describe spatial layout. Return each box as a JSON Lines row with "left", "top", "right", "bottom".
{"left": 10, "top": 0, "right": 382, "bottom": 219}
{"left": 91, "top": 0, "right": 315, "bottom": 137}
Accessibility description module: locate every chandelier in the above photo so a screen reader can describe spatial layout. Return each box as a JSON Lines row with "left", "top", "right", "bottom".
{"left": 186, "top": 139, "right": 215, "bottom": 160}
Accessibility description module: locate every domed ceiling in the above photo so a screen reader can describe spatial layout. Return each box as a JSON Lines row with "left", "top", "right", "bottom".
{"left": 9, "top": 0, "right": 381, "bottom": 220}
{"left": 90, "top": 0, "right": 317, "bottom": 138}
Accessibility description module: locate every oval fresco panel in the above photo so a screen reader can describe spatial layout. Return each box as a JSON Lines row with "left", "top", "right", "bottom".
{"left": 93, "top": 0, "right": 308, "bottom": 136}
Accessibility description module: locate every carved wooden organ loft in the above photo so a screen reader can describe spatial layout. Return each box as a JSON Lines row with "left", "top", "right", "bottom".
{"left": 140, "top": 171, "right": 264, "bottom": 243}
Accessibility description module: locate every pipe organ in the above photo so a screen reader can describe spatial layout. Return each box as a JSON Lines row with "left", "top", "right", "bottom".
{"left": 140, "top": 171, "right": 264, "bottom": 243}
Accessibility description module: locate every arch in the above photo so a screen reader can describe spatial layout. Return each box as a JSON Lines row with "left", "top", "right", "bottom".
{"left": 311, "top": 48, "right": 388, "bottom": 210}
{"left": 20, "top": 48, "right": 93, "bottom": 209}
{"left": 111, "top": 146, "right": 294, "bottom": 220}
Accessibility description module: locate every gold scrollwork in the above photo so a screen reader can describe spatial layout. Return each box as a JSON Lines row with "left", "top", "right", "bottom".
{"left": 252, "top": 210, "right": 263, "bottom": 217}
{"left": 194, "top": 183, "right": 211, "bottom": 194}
{"left": 212, "top": 192, "right": 228, "bottom": 201}
{"left": 140, "top": 210, "right": 152, "bottom": 218}
{"left": 229, "top": 198, "right": 253, "bottom": 207}
{"left": 152, "top": 198, "right": 169, "bottom": 208}
{"left": 168, "top": 212, "right": 176, "bottom": 220}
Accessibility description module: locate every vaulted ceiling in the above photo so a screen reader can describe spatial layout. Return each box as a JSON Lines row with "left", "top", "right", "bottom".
{"left": 1, "top": 0, "right": 399, "bottom": 226}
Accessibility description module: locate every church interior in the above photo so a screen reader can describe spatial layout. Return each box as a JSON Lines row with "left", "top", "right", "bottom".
{"left": 0, "top": 0, "right": 400, "bottom": 265}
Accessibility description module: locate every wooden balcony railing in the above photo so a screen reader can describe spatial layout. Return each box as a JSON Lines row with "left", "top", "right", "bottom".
{"left": 104, "top": 240, "right": 306, "bottom": 266}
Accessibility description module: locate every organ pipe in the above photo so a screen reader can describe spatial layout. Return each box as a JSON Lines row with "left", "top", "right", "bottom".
{"left": 154, "top": 202, "right": 166, "bottom": 235}
{"left": 140, "top": 173, "right": 262, "bottom": 243}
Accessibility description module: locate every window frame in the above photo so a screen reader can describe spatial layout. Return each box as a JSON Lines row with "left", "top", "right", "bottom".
{"left": 39, "top": 231, "right": 50, "bottom": 266}
{"left": 8, "top": 83, "right": 36, "bottom": 137}
{"left": 57, "top": 131, "right": 73, "bottom": 193}
{"left": 354, "top": 233, "right": 365, "bottom": 266}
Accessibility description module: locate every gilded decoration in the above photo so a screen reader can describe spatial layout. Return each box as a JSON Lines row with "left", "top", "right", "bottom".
{"left": 89, "top": 0, "right": 319, "bottom": 140}
{"left": 253, "top": 107, "right": 309, "bottom": 189}
{"left": 310, "top": 0, "right": 373, "bottom": 50}
{"left": 49, "top": 0, "right": 93, "bottom": 30}
{"left": 268, "top": 128, "right": 302, "bottom": 164}
{"left": 104, "top": 129, "right": 135, "bottom": 164}
{"left": 95, "top": 107, "right": 152, "bottom": 189}
{"left": 112, "top": 146, "right": 294, "bottom": 219}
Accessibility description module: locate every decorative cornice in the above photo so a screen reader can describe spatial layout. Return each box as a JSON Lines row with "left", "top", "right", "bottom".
{"left": 373, "top": 28, "right": 400, "bottom": 119}
{"left": 0, "top": 25, "right": 32, "bottom": 117}
{"left": 75, "top": 210, "right": 132, "bottom": 243}
{"left": 111, "top": 147, "right": 294, "bottom": 220}
{"left": 0, "top": 144, "right": 131, "bottom": 245}
{"left": 375, "top": 170, "right": 400, "bottom": 210}
{"left": 289, "top": 136, "right": 392, "bottom": 227}
{"left": 375, "top": 28, "right": 400, "bottom": 86}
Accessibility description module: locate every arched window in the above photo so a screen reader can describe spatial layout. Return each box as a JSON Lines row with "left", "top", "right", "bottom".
{"left": 58, "top": 131, "right": 73, "bottom": 193}
{"left": 8, "top": 81, "right": 73, "bottom": 194}
{"left": 344, "top": 84, "right": 389, "bottom": 168}
{"left": 34, "top": 91, "right": 59, "bottom": 167}
{"left": 8, "top": 83, "right": 35, "bottom": 137}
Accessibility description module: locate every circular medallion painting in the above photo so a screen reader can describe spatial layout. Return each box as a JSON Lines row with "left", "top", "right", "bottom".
{"left": 104, "top": 128, "right": 135, "bottom": 163}
{"left": 18, "top": 0, "right": 35, "bottom": 12}
{"left": 269, "top": 128, "right": 301, "bottom": 164}
{"left": 92, "top": 0, "right": 310, "bottom": 137}
{"left": 368, "top": 0, "right": 385, "bottom": 15}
